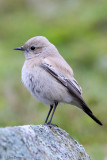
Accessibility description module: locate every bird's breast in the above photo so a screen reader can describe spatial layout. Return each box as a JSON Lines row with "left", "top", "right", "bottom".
{"left": 22, "top": 63, "right": 41, "bottom": 95}
{"left": 21, "top": 62, "right": 73, "bottom": 105}
{"left": 21, "top": 63, "right": 54, "bottom": 104}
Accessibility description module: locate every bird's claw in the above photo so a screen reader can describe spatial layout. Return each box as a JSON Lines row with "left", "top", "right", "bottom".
{"left": 44, "top": 122, "right": 58, "bottom": 127}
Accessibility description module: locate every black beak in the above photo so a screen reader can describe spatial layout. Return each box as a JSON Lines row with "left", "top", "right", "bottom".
{"left": 14, "top": 46, "right": 24, "bottom": 51}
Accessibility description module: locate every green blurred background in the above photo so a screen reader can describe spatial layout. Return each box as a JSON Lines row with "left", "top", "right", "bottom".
{"left": 0, "top": 0, "right": 107, "bottom": 159}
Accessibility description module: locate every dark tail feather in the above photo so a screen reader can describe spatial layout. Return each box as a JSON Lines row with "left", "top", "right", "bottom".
{"left": 82, "top": 104, "right": 103, "bottom": 126}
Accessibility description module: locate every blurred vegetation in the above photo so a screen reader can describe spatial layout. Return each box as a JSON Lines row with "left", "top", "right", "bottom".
{"left": 0, "top": 0, "right": 107, "bottom": 159}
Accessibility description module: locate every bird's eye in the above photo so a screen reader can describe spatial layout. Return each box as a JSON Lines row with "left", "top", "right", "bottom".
{"left": 30, "top": 46, "right": 35, "bottom": 50}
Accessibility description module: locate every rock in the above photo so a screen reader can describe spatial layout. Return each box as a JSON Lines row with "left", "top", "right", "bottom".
{"left": 0, "top": 125, "right": 90, "bottom": 160}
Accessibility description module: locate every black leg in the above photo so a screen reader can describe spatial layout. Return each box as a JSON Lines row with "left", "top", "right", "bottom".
{"left": 44, "top": 105, "right": 53, "bottom": 124}
{"left": 47, "top": 102, "right": 58, "bottom": 125}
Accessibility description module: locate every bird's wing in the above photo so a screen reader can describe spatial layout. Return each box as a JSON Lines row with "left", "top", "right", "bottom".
{"left": 41, "top": 59, "right": 84, "bottom": 103}
{"left": 41, "top": 59, "right": 102, "bottom": 126}
{"left": 42, "top": 57, "right": 82, "bottom": 94}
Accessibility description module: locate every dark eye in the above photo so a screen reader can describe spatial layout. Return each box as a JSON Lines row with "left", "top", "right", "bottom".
{"left": 30, "top": 46, "right": 35, "bottom": 50}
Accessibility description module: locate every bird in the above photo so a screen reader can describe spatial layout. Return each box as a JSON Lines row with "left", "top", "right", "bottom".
{"left": 14, "top": 36, "right": 102, "bottom": 126}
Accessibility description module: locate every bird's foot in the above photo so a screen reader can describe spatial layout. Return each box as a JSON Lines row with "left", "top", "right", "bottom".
{"left": 44, "top": 122, "right": 58, "bottom": 127}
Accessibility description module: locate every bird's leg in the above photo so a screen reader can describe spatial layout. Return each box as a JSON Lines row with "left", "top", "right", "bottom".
{"left": 47, "top": 102, "right": 58, "bottom": 125}
{"left": 44, "top": 105, "right": 53, "bottom": 124}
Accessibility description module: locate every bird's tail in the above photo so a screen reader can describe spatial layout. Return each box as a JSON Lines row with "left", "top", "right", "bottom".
{"left": 82, "top": 103, "right": 103, "bottom": 126}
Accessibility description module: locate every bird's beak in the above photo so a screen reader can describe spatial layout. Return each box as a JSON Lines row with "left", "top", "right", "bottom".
{"left": 14, "top": 46, "right": 24, "bottom": 51}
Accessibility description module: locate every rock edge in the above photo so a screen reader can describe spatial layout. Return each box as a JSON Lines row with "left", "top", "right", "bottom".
{"left": 0, "top": 125, "right": 90, "bottom": 160}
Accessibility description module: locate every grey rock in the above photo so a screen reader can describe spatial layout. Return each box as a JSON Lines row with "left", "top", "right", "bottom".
{"left": 0, "top": 125, "right": 90, "bottom": 160}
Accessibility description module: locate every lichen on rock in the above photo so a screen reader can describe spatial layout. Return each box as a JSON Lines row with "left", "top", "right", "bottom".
{"left": 0, "top": 125, "right": 90, "bottom": 160}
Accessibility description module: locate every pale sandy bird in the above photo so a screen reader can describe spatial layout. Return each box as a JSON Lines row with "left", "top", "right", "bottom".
{"left": 14, "top": 36, "right": 102, "bottom": 126}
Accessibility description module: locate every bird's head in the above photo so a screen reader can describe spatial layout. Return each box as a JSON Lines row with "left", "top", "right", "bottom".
{"left": 14, "top": 36, "right": 50, "bottom": 59}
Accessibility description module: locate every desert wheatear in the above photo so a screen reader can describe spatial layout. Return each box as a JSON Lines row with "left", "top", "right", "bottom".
{"left": 14, "top": 36, "right": 102, "bottom": 126}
